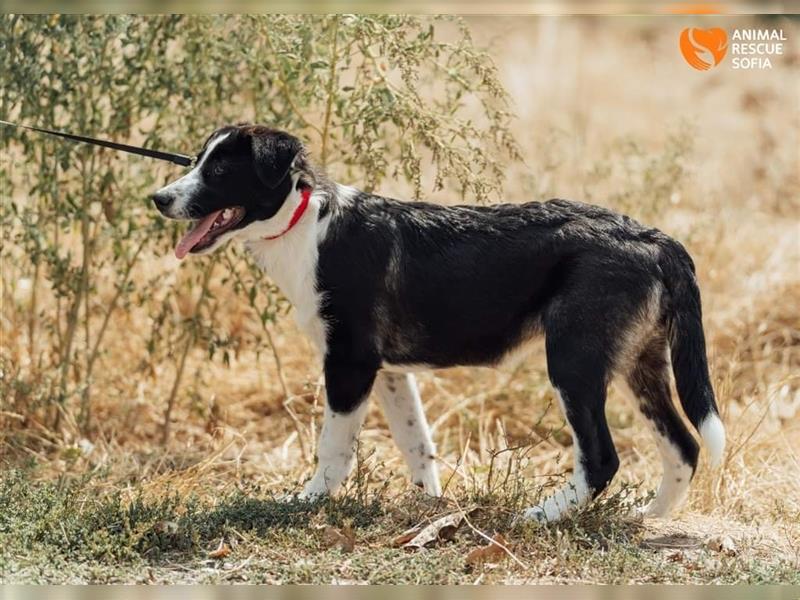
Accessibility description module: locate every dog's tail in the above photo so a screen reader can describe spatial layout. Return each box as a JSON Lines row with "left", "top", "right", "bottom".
{"left": 659, "top": 239, "right": 725, "bottom": 468}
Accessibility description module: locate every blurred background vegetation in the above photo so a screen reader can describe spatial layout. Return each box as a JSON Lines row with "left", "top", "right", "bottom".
{"left": 0, "top": 14, "right": 519, "bottom": 442}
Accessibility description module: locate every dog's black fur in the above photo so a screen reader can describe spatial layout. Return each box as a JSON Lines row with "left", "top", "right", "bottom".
{"left": 319, "top": 192, "right": 712, "bottom": 491}
{"left": 153, "top": 124, "right": 724, "bottom": 518}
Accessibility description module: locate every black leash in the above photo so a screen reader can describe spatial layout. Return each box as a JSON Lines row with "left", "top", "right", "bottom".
{"left": 0, "top": 119, "right": 195, "bottom": 167}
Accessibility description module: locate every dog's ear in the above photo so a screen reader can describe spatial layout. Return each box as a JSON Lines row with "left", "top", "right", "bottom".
{"left": 251, "top": 131, "right": 302, "bottom": 189}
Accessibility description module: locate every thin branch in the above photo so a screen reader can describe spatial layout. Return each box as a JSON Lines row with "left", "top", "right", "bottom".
{"left": 261, "top": 23, "right": 323, "bottom": 137}
{"left": 79, "top": 236, "right": 147, "bottom": 431}
{"left": 54, "top": 154, "right": 92, "bottom": 431}
{"left": 161, "top": 261, "right": 216, "bottom": 446}
{"left": 320, "top": 15, "right": 340, "bottom": 168}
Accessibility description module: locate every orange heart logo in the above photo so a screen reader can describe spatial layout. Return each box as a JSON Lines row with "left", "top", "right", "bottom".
{"left": 680, "top": 27, "right": 728, "bottom": 70}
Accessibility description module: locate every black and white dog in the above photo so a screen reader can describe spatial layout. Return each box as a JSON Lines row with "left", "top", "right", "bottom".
{"left": 152, "top": 124, "right": 725, "bottom": 522}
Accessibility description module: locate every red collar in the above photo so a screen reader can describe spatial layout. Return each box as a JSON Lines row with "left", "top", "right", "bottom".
{"left": 263, "top": 187, "right": 312, "bottom": 240}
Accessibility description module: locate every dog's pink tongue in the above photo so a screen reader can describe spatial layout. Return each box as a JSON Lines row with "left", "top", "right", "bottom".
{"left": 175, "top": 210, "right": 222, "bottom": 259}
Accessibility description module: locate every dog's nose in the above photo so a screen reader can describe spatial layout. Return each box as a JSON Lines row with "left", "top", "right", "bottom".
{"left": 152, "top": 191, "right": 173, "bottom": 210}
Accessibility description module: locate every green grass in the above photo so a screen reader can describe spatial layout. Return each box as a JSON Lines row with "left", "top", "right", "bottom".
{"left": 1, "top": 469, "right": 797, "bottom": 584}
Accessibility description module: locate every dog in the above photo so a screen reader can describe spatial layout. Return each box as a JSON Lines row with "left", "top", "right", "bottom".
{"left": 152, "top": 123, "right": 725, "bottom": 522}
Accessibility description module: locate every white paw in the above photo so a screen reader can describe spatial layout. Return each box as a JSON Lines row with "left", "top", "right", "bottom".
{"left": 521, "top": 506, "right": 547, "bottom": 523}
{"left": 521, "top": 503, "right": 561, "bottom": 523}
{"left": 519, "top": 476, "right": 592, "bottom": 524}
{"left": 275, "top": 490, "right": 323, "bottom": 503}
{"left": 298, "top": 481, "right": 331, "bottom": 501}
{"left": 424, "top": 479, "right": 443, "bottom": 498}
{"left": 635, "top": 500, "right": 670, "bottom": 519}
{"left": 412, "top": 468, "right": 442, "bottom": 497}
{"left": 275, "top": 491, "right": 299, "bottom": 502}
{"left": 296, "top": 492, "right": 327, "bottom": 502}
{"left": 520, "top": 493, "right": 579, "bottom": 523}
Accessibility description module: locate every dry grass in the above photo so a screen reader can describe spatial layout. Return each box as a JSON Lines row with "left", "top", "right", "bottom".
{"left": 1, "top": 16, "right": 799, "bottom": 583}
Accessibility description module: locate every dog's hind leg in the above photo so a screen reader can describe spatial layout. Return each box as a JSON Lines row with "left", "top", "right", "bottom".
{"left": 523, "top": 315, "right": 619, "bottom": 522}
{"left": 374, "top": 372, "right": 441, "bottom": 496}
{"left": 620, "top": 334, "right": 699, "bottom": 517}
{"left": 523, "top": 384, "right": 618, "bottom": 522}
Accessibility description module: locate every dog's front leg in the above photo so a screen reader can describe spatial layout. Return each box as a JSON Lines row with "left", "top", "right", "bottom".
{"left": 373, "top": 372, "right": 441, "bottom": 496}
{"left": 299, "top": 360, "right": 376, "bottom": 499}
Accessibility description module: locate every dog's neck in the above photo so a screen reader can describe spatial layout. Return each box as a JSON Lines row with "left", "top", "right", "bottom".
{"left": 262, "top": 186, "right": 313, "bottom": 241}
{"left": 243, "top": 182, "right": 339, "bottom": 354}
{"left": 244, "top": 185, "right": 324, "bottom": 281}
{"left": 241, "top": 178, "right": 355, "bottom": 268}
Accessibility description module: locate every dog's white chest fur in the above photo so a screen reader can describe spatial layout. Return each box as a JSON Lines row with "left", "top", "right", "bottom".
{"left": 244, "top": 193, "right": 329, "bottom": 358}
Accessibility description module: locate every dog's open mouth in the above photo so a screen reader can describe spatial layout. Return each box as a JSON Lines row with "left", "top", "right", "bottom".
{"left": 175, "top": 206, "right": 246, "bottom": 259}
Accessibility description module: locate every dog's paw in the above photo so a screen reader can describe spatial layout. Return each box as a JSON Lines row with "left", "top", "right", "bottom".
{"left": 520, "top": 506, "right": 549, "bottom": 523}
{"left": 274, "top": 491, "right": 306, "bottom": 503}
{"left": 274, "top": 483, "right": 328, "bottom": 503}
{"left": 298, "top": 476, "right": 333, "bottom": 501}
{"left": 412, "top": 475, "right": 443, "bottom": 498}
{"left": 518, "top": 499, "right": 567, "bottom": 524}
{"left": 630, "top": 500, "right": 669, "bottom": 520}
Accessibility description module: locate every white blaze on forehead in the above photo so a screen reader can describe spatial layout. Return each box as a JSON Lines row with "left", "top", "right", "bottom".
{"left": 196, "top": 130, "right": 232, "bottom": 168}
{"left": 154, "top": 132, "right": 231, "bottom": 217}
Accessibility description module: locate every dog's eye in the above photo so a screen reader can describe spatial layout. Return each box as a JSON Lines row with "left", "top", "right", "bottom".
{"left": 212, "top": 164, "right": 225, "bottom": 177}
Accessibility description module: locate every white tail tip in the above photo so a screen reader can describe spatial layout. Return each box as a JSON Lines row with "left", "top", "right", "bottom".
{"left": 699, "top": 413, "right": 726, "bottom": 468}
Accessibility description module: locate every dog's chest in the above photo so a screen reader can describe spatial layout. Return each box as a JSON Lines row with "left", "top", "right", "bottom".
{"left": 245, "top": 222, "right": 328, "bottom": 358}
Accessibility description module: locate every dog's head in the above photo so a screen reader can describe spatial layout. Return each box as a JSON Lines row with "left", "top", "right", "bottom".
{"left": 152, "top": 124, "right": 310, "bottom": 259}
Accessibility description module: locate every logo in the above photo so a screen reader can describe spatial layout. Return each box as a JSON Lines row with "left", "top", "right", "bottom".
{"left": 680, "top": 27, "right": 728, "bottom": 70}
